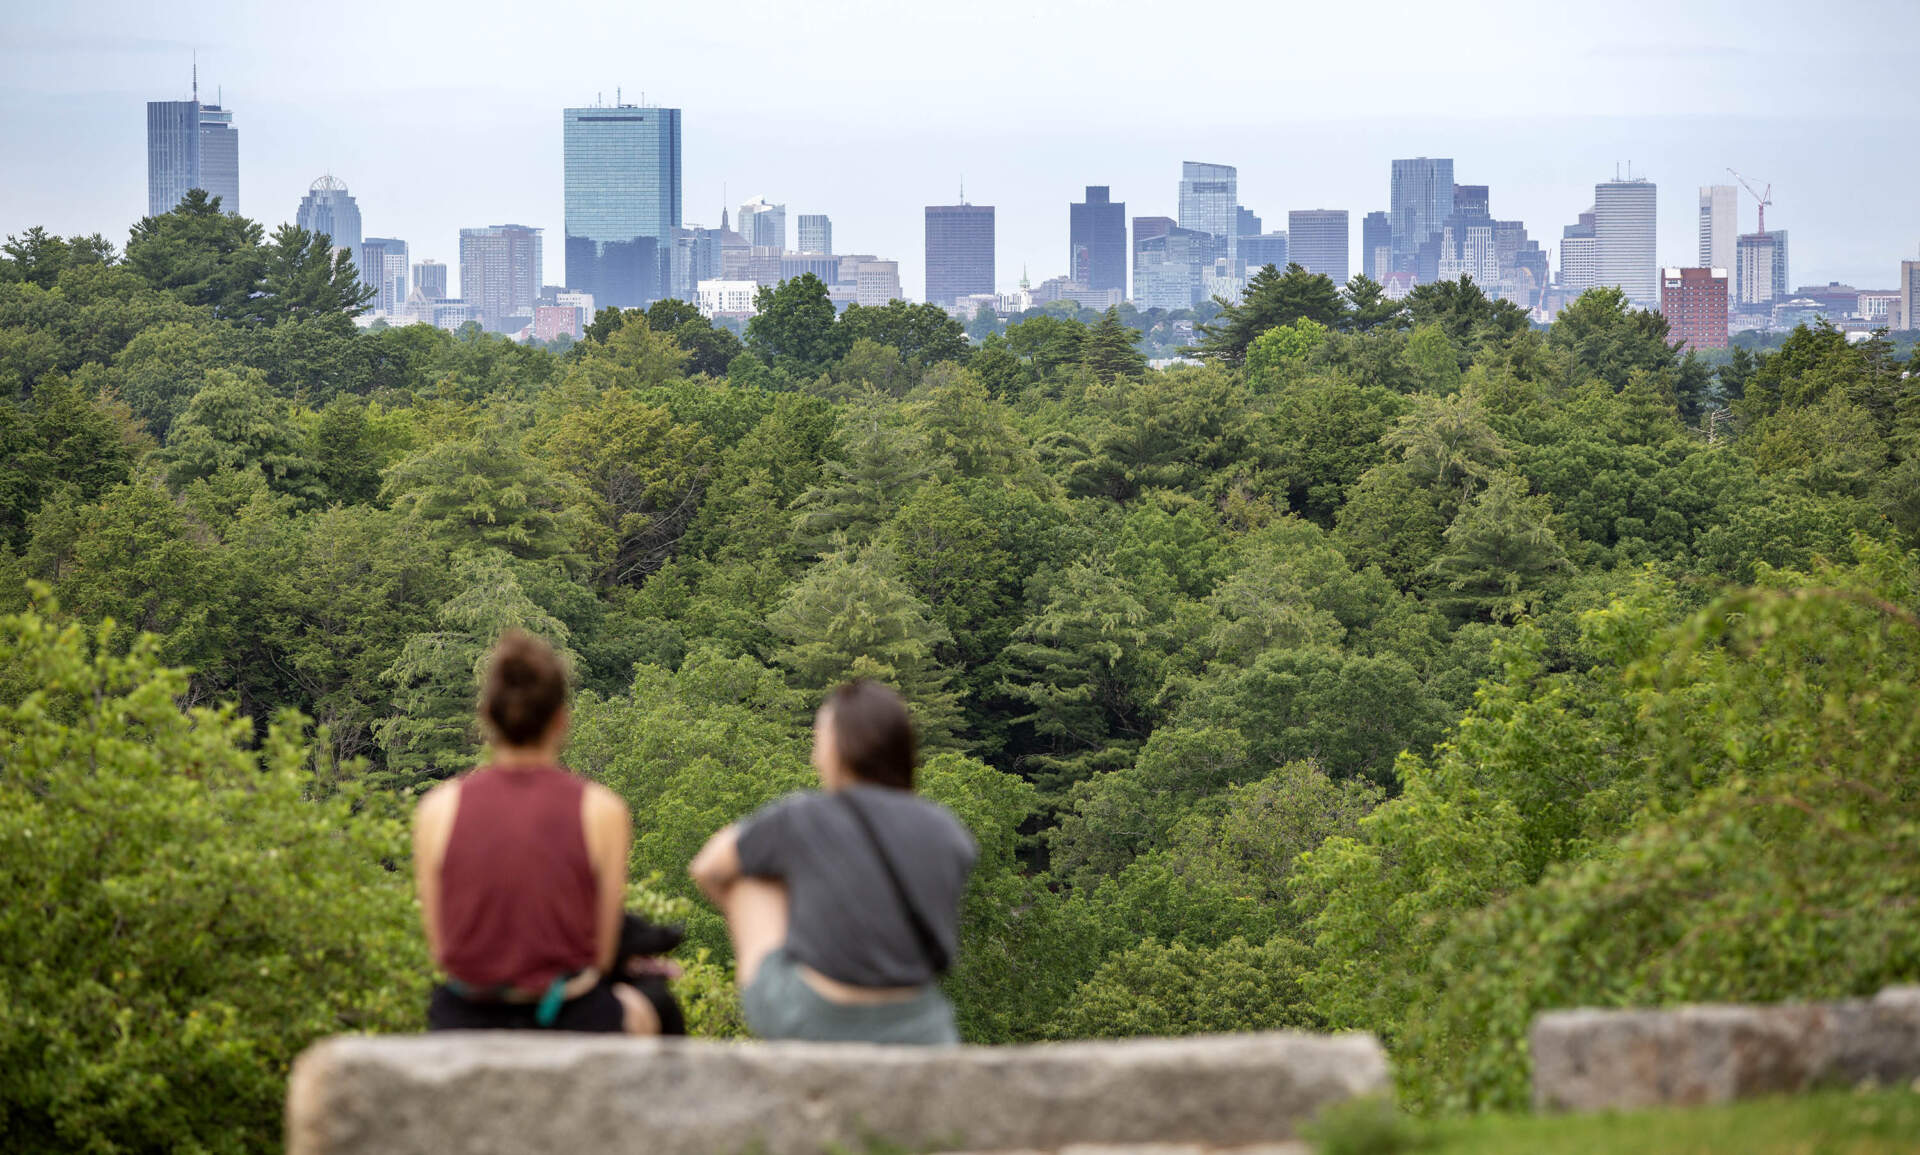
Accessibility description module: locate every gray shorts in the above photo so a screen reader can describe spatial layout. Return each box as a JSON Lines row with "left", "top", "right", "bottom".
{"left": 741, "top": 948, "right": 960, "bottom": 1044}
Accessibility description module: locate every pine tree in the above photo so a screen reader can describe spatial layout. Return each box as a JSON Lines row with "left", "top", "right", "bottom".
{"left": 1196, "top": 263, "right": 1347, "bottom": 365}
{"left": 1082, "top": 307, "right": 1147, "bottom": 383}
{"left": 790, "top": 402, "right": 931, "bottom": 554}
{"left": 1428, "top": 471, "right": 1569, "bottom": 620}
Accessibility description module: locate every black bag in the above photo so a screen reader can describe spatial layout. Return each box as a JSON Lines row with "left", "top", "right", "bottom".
{"left": 838, "top": 790, "right": 951, "bottom": 975}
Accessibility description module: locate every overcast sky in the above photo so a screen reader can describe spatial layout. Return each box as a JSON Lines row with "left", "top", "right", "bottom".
{"left": 3, "top": 0, "right": 1917, "bottom": 300}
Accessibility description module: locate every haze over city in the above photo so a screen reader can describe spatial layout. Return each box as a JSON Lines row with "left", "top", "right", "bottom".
{"left": 4, "top": 0, "right": 1917, "bottom": 299}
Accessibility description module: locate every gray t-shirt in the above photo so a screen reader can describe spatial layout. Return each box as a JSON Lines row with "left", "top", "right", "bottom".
{"left": 736, "top": 785, "right": 977, "bottom": 988}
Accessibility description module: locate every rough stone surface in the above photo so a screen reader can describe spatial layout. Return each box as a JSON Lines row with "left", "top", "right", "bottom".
{"left": 1531, "top": 986, "right": 1920, "bottom": 1112}
{"left": 286, "top": 1032, "right": 1385, "bottom": 1155}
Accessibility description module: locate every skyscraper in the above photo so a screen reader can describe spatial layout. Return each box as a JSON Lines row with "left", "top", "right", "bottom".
{"left": 563, "top": 102, "right": 681, "bottom": 309}
{"left": 1133, "top": 225, "right": 1215, "bottom": 311}
{"left": 1362, "top": 211, "right": 1391, "bottom": 282}
{"left": 1661, "top": 267, "right": 1729, "bottom": 350}
{"left": 1736, "top": 230, "right": 1790, "bottom": 305}
{"left": 1899, "top": 261, "right": 1920, "bottom": 331}
{"left": 797, "top": 214, "right": 832, "bottom": 254}
{"left": 146, "top": 71, "right": 241, "bottom": 216}
{"left": 1178, "top": 162, "right": 1238, "bottom": 269}
{"left": 359, "top": 237, "right": 409, "bottom": 316}
{"left": 1389, "top": 157, "right": 1454, "bottom": 273}
{"left": 295, "top": 175, "right": 362, "bottom": 256}
{"left": 924, "top": 203, "right": 994, "bottom": 306}
{"left": 1070, "top": 186, "right": 1127, "bottom": 296}
{"left": 459, "top": 224, "right": 543, "bottom": 332}
{"left": 414, "top": 259, "right": 448, "bottom": 300}
{"left": 1288, "top": 210, "right": 1349, "bottom": 283}
{"left": 1241, "top": 232, "right": 1289, "bottom": 272}
{"left": 1560, "top": 209, "right": 1598, "bottom": 294}
{"left": 1593, "top": 177, "right": 1658, "bottom": 308}
{"left": 737, "top": 197, "right": 786, "bottom": 250}
{"left": 1698, "top": 185, "right": 1738, "bottom": 273}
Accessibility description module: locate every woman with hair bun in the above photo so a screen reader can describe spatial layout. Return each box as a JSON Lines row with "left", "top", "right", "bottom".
{"left": 411, "top": 630, "right": 668, "bottom": 1033}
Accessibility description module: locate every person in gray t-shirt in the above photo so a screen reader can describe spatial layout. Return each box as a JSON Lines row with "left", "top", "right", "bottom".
{"left": 689, "top": 680, "right": 977, "bottom": 1043}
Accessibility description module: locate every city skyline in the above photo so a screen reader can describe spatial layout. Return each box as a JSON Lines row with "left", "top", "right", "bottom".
{"left": 7, "top": 0, "right": 1919, "bottom": 300}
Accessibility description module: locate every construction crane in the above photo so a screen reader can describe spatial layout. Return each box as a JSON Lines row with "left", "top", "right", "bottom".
{"left": 1727, "top": 168, "right": 1772, "bottom": 233}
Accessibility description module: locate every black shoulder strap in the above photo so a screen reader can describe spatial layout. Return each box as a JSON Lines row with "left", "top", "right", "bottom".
{"left": 837, "top": 790, "right": 951, "bottom": 975}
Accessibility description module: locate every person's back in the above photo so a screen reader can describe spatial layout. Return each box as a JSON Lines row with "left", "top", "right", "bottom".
{"left": 691, "top": 680, "right": 978, "bottom": 1044}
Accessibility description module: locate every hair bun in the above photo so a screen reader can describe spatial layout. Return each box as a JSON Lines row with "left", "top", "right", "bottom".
{"left": 480, "top": 630, "right": 570, "bottom": 748}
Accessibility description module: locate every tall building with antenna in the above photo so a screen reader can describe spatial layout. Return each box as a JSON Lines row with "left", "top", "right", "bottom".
{"left": 925, "top": 192, "right": 994, "bottom": 307}
{"left": 147, "top": 61, "right": 240, "bottom": 216}
{"left": 563, "top": 95, "right": 682, "bottom": 308}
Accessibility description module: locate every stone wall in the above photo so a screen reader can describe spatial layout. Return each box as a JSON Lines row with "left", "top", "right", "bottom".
{"left": 1532, "top": 986, "right": 1920, "bottom": 1112}
{"left": 286, "top": 1031, "right": 1388, "bottom": 1155}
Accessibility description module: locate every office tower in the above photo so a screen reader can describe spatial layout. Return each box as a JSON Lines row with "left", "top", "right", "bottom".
{"left": 563, "top": 102, "right": 680, "bottom": 309}
{"left": 780, "top": 253, "right": 841, "bottom": 284}
{"left": 924, "top": 203, "right": 994, "bottom": 306}
{"left": 358, "top": 237, "right": 409, "bottom": 315}
{"left": 1241, "top": 232, "right": 1289, "bottom": 271}
{"left": 1133, "top": 225, "right": 1215, "bottom": 310}
{"left": 1362, "top": 211, "right": 1391, "bottom": 282}
{"left": 1661, "top": 267, "right": 1729, "bottom": 350}
{"left": 414, "top": 259, "right": 448, "bottom": 300}
{"left": 459, "top": 224, "right": 543, "bottom": 332}
{"left": 1491, "top": 219, "right": 1550, "bottom": 309}
{"left": 737, "top": 197, "right": 786, "bottom": 250}
{"left": 1452, "top": 184, "right": 1490, "bottom": 218}
{"left": 1736, "top": 230, "right": 1790, "bottom": 305}
{"left": 1288, "top": 210, "right": 1349, "bottom": 283}
{"left": 797, "top": 214, "right": 832, "bottom": 254}
{"left": 147, "top": 69, "right": 240, "bottom": 216}
{"left": 1698, "top": 185, "right": 1738, "bottom": 272}
{"left": 1070, "top": 186, "right": 1128, "bottom": 296}
{"left": 295, "top": 175, "right": 362, "bottom": 256}
{"left": 1560, "top": 209, "right": 1598, "bottom": 293}
{"left": 1133, "top": 215, "right": 1174, "bottom": 243}
{"left": 832, "top": 256, "right": 902, "bottom": 307}
{"left": 1593, "top": 178, "right": 1657, "bottom": 308}
{"left": 1899, "top": 261, "right": 1920, "bottom": 330}
{"left": 1390, "top": 157, "right": 1454, "bottom": 273}
{"left": 1178, "top": 162, "right": 1238, "bottom": 268}
{"left": 1236, "top": 207, "right": 1262, "bottom": 239}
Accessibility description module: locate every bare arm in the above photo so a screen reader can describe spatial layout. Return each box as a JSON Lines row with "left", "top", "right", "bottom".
{"left": 582, "top": 784, "right": 632, "bottom": 973}
{"left": 411, "top": 782, "right": 461, "bottom": 967}
{"left": 688, "top": 823, "right": 743, "bottom": 907}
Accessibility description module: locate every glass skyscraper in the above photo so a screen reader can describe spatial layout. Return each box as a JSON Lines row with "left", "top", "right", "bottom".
{"left": 359, "top": 237, "right": 409, "bottom": 315}
{"left": 1362, "top": 211, "right": 1391, "bottom": 282}
{"left": 295, "top": 175, "right": 362, "bottom": 256}
{"left": 563, "top": 103, "right": 682, "bottom": 308}
{"left": 924, "top": 204, "right": 995, "bottom": 306}
{"left": 1178, "top": 162, "right": 1237, "bottom": 269}
{"left": 1288, "top": 210, "right": 1350, "bottom": 284}
{"left": 147, "top": 84, "right": 240, "bottom": 216}
{"left": 1070, "top": 186, "right": 1127, "bottom": 296}
{"left": 1390, "top": 157, "right": 1454, "bottom": 274}
{"left": 797, "top": 214, "right": 832, "bottom": 254}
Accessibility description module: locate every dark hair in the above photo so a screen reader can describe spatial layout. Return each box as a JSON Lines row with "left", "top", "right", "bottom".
{"left": 824, "top": 680, "right": 918, "bottom": 790}
{"left": 480, "top": 630, "right": 569, "bottom": 747}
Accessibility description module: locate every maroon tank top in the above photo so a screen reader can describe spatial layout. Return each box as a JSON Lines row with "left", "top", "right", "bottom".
{"left": 437, "top": 765, "right": 599, "bottom": 991}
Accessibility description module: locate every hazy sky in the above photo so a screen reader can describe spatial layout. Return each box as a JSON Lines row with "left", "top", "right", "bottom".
{"left": 4, "top": 0, "right": 1917, "bottom": 300}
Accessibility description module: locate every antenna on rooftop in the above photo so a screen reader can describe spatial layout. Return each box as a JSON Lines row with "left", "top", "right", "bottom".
{"left": 192, "top": 51, "right": 198, "bottom": 101}
{"left": 617, "top": 86, "right": 622, "bottom": 105}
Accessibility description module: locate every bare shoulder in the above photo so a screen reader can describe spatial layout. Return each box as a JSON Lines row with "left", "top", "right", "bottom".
{"left": 582, "top": 780, "right": 630, "bottom": 822}
{"left": 414, "top": 779, "right": 462, "bottom": 827}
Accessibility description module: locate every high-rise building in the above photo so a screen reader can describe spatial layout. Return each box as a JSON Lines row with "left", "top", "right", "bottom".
{"left": 295, "top": 175, "right": 362, "bottom": 256}
{"left": 414, "top": 259, "right": 448, "bottom": 300}
{"left": 358, "top": 237, "right": 409, "bottom": 316}
{"left": 1661, "top": 267, "right": 1729, "bottom": 350}
{"left": 1070, "top": 186, "right": 1128, "bottom": 297}
{"left": 459, "top": 224, "right": 543, "bottom": 332}
{"left": 1236, "top": 207, "right": 1263, "bottom": 240}
{"left": 1390, "top": 157, "right": 1454, "bottom": 273}
{"left": 1560, "top": 209, "right": 1598, "bottom": 294}
{"left": 1362, "top": 211, "right": 1391, "bottom": 282}
{"left": 924, "top": 204, "right": 994, "bottom": 306}
{"left": 1736, "top": 230, "right": 1790, "bottom": 306}
{"left": 1698, "top": 185, "right": 1738, "bottom": 273}
{"left": 1901, "top": 261, "right": 1920, "bottom": 331}
{"left": 797, "top": 214, "right": 832, "bottom": 254}
{"left": 1133, "top": 225, "right": 1215, "bottom": 311}
{"left": 146, "top": 70, "right": 240, "bottom": 216}
{"left": 1288, "top": 210, "right": 1349, "bottom": 283}
{"left": 737, "top": 197, "right": 786, "bottom": 250}
{"left": 1178, "top": 162, "right": 1238, "bottom": 269}
{"left": 1241, "top": 232, "right": 1289, "bottom": 272}
{"left": 563, "top": 102, "right": 681, "bottom": 309}
{"left": 1593, "top": 178, "right": 1657, "bottom": 308}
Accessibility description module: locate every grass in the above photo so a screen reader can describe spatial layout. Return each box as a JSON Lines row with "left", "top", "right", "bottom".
{"left": 1306, "top": 1087, "right": 1920, "bottom": 1155}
